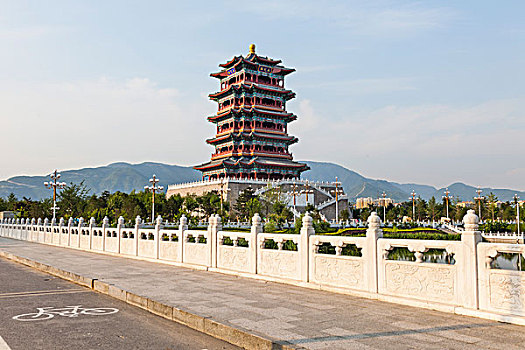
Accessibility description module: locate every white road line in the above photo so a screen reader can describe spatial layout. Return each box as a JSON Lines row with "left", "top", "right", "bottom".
{"left": 0, "top": 336, "right": 12, "bottom": 350}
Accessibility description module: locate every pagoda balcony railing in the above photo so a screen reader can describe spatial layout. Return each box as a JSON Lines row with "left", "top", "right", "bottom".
{"left": 219, "top": 102, "right": 283, "bottom": 112}
{"left": 216, "top": 126, "right": 286, "bottom": 136}
{"left": 211, "top": 150, "right": 293, "bottom": 159}
{"left": 223, "top": 75, "right": 284, "bottom": 91}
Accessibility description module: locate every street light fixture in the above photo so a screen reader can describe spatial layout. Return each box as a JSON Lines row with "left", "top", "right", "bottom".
{"left": 144, "top": 174, "right": 164, "bottom": 224}
{"left": 514, "top": 194, "right": 521, "bottom": 236}
{"left": 300, "top": 180, "right": 314, "bottom": 205}
{"left": 474, "top": 187, "right": 484, "bottom": 221}
{"left": 410, "top": 190, "right": 417, "bottom": 223}
{"left": 290, "top": 181, "right": 299, "bottom": 212}
{"left": 381, "top": 191, "right": 387, "bottom": 223}
{"left": 442, "top": 188, "right": 451, "bottom": 220}
{"left": 44, "top": 170, "right": 66, "bottom": 221}
{"left": 331, "top": 177, "right": 344, "bottom": 224}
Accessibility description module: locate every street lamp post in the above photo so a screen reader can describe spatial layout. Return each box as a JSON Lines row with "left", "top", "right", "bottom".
{"left": 410, "top": 190, "right": 417, "bottom": 223}
{"left": 290, "top": 181, "right": 299, "bottom": 212}
{"left": 381, "top": 191, "right": 387, "bottom": 223}
{"left": 474, "top": 187, "right": 484, "bottom": 222}
{"left": 300, "top": 180, "right": 314, "bottom": 206}
{"left": 44, "top": 170, "right": 66, "bottom": 221}
{"left": 442, "top": 188, "right": 450, "bottom": 220}
{"left": 514, "top": 194, "right": 521, "bottom": 236}
{"left": 331, "top": 177, "right": 344, "bottom": 224}
{"left": 144, "top": 174, "right": 164, "bottom": 224}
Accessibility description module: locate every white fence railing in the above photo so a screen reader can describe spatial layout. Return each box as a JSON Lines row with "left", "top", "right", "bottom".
{"left": 2, "top": 210, "right": 525, "bottom": 325}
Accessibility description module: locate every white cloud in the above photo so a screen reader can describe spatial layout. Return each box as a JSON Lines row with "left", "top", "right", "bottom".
{"left": 296, "top": 77, "right": 417, "bottom": 94}
{"left": 292, "top": 97, "right": 525, "bottom": 190}
{"left": 232, "top": 0, "right": 456, "bottom": 37}
{"left": 0, "top": 77, "right": 213, "bottom": 179}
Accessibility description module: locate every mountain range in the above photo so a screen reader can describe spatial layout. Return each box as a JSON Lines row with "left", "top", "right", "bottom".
{"left": 0, "top": 161, "right": 523, "bottom": 203}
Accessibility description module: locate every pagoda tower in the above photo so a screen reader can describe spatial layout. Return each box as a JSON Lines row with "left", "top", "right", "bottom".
{"left": 194, "top": 44, "right": 309, "bottom": 181}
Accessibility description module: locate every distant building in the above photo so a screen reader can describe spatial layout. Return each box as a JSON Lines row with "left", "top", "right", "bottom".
{"left": 375, "top": 197, "right": 393, "bottom": 207}
{"left": 457, "top": 201, "right": 474, "bottom": 208}
{"left": 0, "top": 211, "right": 15, "bottom": 220}
{"left": 167, "top": 178, "right": 349, "bottom": 221}
{"left": 355, "top": 197, "right": 373, "bottom": 209}
{"left": 354, "top": 197, "right": 393, "bottom": 209}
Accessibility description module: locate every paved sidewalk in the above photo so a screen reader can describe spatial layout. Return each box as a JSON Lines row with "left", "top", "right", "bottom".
{"left": 1, "top": 237, "right": 525, "bottom": 350}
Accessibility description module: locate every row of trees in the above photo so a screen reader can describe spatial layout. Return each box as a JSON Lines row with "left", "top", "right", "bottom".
{"left": 0, "top": 183, "right": 295, "bottom": 226}
{"left": 353, "top": 195, "right": 524, "bottom": 223}
{"left": 1, "top": 184, "right": 521, "bottom": 228}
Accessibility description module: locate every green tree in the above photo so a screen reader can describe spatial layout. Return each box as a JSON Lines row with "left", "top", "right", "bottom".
{"left": 428, "top": 196, "right": 437, "bottom": 222}
{"left": 487, "top": 192, "right": 498, "bottom": 221}
{"left": 340, "top": 209, "right": 350, "bottom": 222}
{"left": 58, "top": 182, "right": 90, "bottom": 218}
{"left": 234, "top": 187, "right": 258, "bottom": 220}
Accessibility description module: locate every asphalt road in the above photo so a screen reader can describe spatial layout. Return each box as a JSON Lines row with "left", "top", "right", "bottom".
{"left": 0, "top": 258, "right": 239, "bottom": 350}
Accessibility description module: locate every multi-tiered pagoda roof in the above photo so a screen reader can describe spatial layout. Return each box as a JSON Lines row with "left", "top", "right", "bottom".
{"left": 194, "top": 44, "right": 309, "bottom": 181}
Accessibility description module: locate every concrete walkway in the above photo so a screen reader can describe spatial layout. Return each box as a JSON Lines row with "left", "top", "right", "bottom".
{"left": 1, "top": 237, "right": 525, "bottom": 350}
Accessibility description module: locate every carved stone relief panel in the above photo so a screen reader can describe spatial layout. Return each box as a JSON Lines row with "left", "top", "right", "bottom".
{"left": 384, "top": 262, "right": 456, "bottom": 303}
{"left": 219, "top": 246, "right": 250, "bottom": 272}
{"left": 489, "top": 272, "right": 525, "bottom": 314}
{"left": 258, "top": 250, "right": 300, "bottom": 280}
{"left": 314, "top": 256, "right": 363, "bottom": 289}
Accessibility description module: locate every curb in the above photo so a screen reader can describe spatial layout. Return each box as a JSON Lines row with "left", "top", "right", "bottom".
{"left": 0, "top": 250, "right": 303, "bottom": 350}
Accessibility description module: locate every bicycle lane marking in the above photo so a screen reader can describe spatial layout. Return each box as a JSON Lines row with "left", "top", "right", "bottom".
{"left": 0, "top": 336, "right": 12, "bottom": 350}
{"left": 12, "top": 306, "right": 120, "bottom": 321}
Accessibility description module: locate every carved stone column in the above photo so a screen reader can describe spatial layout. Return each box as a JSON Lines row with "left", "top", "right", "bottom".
{"left": 300, "top": 213, "right": 315, "bottom": 282}
{"left": 134, "top": 216, "right": 142, "bottom": 256}
{"left": 251, "top": 213, "right": 263, "bottom": 274}
{"left": 460, "top": 209, "right": 481, "bottom": 309}
{"left": 89, "top": 217, "right": 96, "bottom": 250}
{"left": 117, "top": 216, "right": 125, "bottom": 254}
{"left": 179, "top": 215, "right": 188, "bottom": 263}
{"left": 366, "top": 211, "right": 383, "bottom": 294}
{"left": 102, "top": 216, "right": 109, "bottom": 252}
{"left": 155, "top": 215, "right": 163, "bottom": 260}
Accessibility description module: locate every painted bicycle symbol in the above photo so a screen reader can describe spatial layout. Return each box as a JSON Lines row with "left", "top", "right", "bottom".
{"left": 12, "top": 305, "right": 119, "bottom": 321}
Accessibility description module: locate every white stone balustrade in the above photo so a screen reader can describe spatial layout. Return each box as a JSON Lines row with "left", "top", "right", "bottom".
{"left": 2, "top": 209, "right": 525, "bottom": 325}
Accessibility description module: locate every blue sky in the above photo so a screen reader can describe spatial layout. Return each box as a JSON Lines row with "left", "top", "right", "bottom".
{"left": 1, "top": 0, "right": 524, "bottom": 190}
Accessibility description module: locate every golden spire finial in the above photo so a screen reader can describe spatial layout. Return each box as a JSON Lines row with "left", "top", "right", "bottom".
{"left": 249, "top": 44, "right": 256, "bottom": 54}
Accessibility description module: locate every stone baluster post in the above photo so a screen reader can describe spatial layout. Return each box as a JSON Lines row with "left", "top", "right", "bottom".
{"left": 300, "top": 213, "right": 315, "bottom": 282}
{"left": 102, "top": 216, "right": 109, "bottom": 251}
{"left": 30, "top": 218, "right": 35, "bottom": 241}
{"left": 16, "top": 218, "right": 20, "bottom": 239}
{"left": 179, "top": 215, "right": 187, "bottom": 263}
{"left": 43, "top": 218, "right": 49, "bottom": 243}
{"left": 37, "top": 218, "right": 42, "bottom": 242}
{"left": 251, "top": 213, "right": 263, "bottom": 274}
{"left": 208, "top": 214, "right": 220, "bottom": 268}
{"left": 19, "top": 218, "right": 24, "bottom": 240}
{"left": 134, "top": 216, "right": 141, "bottom": 256}
{"left": 77, "top": 217, "right": 84, "bottom": 248}
{"left": 460, "top": 209, "right": 481, "bottom": 309}
{"left": 155, "top": 215, "right": 163, "bottom": 260}
{"left": 67, "top": 217, "right": 73, "bottom": 246}
{"left": 117, "top": 216, "right": 125, "bottom": 254}
{"left": 89, "top": 217, "right": 96, "bottom": 250}
{"left": 366, "top": 211, "right": 383, "bottom": 294}
{"left": 58, "top": 217, "right": 64, "bottom": 245}
{"left": 51, "top": 217, "right": 56, "bottom": 234}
